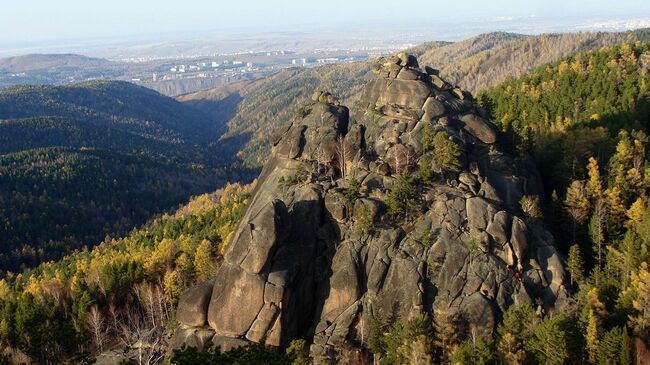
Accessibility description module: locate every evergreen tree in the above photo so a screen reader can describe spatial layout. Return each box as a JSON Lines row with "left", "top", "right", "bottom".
{"left": 418, "top": 154, "right": 434, "bottom": 185}
{"left": 387, "top": 172, "right": 418, "bottom": 219}
{"left": 354, "top": 203, "right": 373, "bottom": 238}
{"left": 451, "top": 337, "right": 495, "bottom": 365}
{"left": 525, "top": 314, "right": 570, "bottom": 365}
{"left": 346, "top": 178, "right": 361, "bottom": 204}
{"left": 433, "top": 306, "right": 461, "bottom": 363}
{"left": 194, "top": 239, "right": 216, "bottom": 282}
{"left": 565, "top": 180, "right": 591, "bottom": 243}
{"left": 597, "top": 327, "right": 624, "bottom": 365}
{"left": 568, "top": 244, "right": 585, "bottom": 286}
{"left": 430, "top": 131, "right": 462, "bottom": 173}
{"left": 620, "top": 327, "right": 631, "bottom": 365}
{"left": 627, "top": 262, "right": 650, "bottom": 339}
{"left": 585, "top": 309, "right": 600, "bottom": 364}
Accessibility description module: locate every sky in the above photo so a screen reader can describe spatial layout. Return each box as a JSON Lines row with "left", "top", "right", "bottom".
{"left": 2, "top": 0, "right": 649, "bottom": 46}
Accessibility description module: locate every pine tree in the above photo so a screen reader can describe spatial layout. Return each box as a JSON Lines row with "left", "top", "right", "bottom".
{"left": 620, "top": 327, "right": 631, "bottom": 365}
{"left": 354, "top": 203, "right": 373, "bottom": 238}
{"left": 586, "top": 156, "right": 603, "bottom": 198}
{"left": 608, "top": 230, "right": 643, "bottom": 290}
{"left": 433, "top": 307, "right": 460, "bottom": 363}
{"left": 422, "top": 122, "right": 436, "bottom": 152}
{"left": 627, "top": 262, "right": 650, "bottom": 339}
{"left": 418, "top": 155, "right": 434, "bottom": 184}
{"left": 430, "top": 131, "right": 462, "bottom": 173}
{"left": 589, "top": 200, "right": 607, "bottom": 271}
{"left": 285, "top": 339, "right": 310, "bottom": 365}
{"left": 194, "top": 239, "right": 216, "bottom": 281}
{"left": 597, "top": 327, "right": 623, "bottom": 365}
{"left": 609, "top": 131, "right": 634, "bottom": 197}
{"left": 606, "top": 187, "right": 627, "bottom": 234}
{"left": 626, "top": 197, "right": 646, "bottom": 227}
{"left": 567, "top": 244, "right": 585, "bottom": 286}
{"left": 585, "top": 309, "right": 599, "bottom": 364}
{"left": 565, "top": 180, "right": 591, "bottom": 242}
{"left": 346, "top": 178, "right": 361, "bottom": 204}
{"left": 525, "top": 313, "right": 570, "bottom": 365}
{"left": 387, "top": 172, "right": 418, "bottom": 219}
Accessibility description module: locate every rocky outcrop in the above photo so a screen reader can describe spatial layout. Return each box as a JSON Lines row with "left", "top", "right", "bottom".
{"left": 173, "top": 53, "right": 568, "bottom": 363}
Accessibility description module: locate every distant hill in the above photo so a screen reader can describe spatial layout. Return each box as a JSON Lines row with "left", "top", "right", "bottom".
{"left": 180, "top": 29, "right": 650, "bottom": 167}
{"left": 415, "top": 30, "right": 649, "bottom": 92}
{"left": 0, "top": 81, "right": 244, "bottom": 272}
{"left": 0, "top": 53, "right": 114, "bottom": 73}
{"left": 0, "top": 53, "right": 126, "bottom": 87}
{"left": 0, "top": 81, "right": 222, "bottom": 147}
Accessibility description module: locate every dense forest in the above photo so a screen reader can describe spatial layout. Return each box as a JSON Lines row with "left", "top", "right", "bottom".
{"left": 0, "top": 183, "right": 252, "bottom": 364}
{"left": 416, "top": 30, "right": 650, "bottom": 93}
{"left": 0, "top": 81, "right": 253, "bottom": 273}
{"left": 444, "top": 42, "right": 650, "bottom": 364}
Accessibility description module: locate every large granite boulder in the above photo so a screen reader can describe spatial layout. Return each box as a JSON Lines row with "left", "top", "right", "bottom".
{"left": 177, "top": 281, "right": 213, "bottom": 327}
{"left": 174, "top": 53, "right": 568, "bottom": 364}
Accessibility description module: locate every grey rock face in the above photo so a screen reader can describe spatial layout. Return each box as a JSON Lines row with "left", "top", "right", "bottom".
{"left": 174, "top": 53, "right": 568, "bottom": 363}
{"left": 177, "top": 281, "right": 213, "bottom": 327}
{"left": 458, "top": 113, "right": 498, "bottom": 144}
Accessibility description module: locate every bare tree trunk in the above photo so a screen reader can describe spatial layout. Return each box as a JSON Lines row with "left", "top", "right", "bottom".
{"left": 87, "top": 305, "right": 106, "bottom": 353}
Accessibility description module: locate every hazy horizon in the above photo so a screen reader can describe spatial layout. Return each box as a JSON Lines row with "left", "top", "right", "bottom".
{"left": 1, "top": 0, "right": 649, "bottom": 59}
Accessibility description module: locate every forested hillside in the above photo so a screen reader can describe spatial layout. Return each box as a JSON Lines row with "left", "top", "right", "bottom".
{"left": 473, "top": 42, "right": 650, "bottom": 363}
{"left": 0, "top": 183, "right": 252, "bottom": 364}
{"left": 0, "top": 81, "right": 248, "bottom": 273}
{"left": 478, "top": 42, "right": 649, "bottom": 198}
{"left": 0, "top": 81, "right": 223, "bottom": 148}
{"left": 416, "top": 30, "right": 649, "bottom": 93}
{"left": 180, "top": 29, "right": 650, "bottom": 168}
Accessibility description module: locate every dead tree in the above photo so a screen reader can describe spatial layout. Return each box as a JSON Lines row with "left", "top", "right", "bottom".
{"left": 87, "top": 305, "right": 107, "bottom": 353}
{"left": 116, "top": 283, "right": 170, "bottom": 365}
{"left": 334, "top": 135, "right": 355, "bottom": 178}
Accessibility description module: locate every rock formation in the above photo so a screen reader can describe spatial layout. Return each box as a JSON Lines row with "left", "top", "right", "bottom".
{"left": 173, "top": 53, "right": 568, "bottom": 362}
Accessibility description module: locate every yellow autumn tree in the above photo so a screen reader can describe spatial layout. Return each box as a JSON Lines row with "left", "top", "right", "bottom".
{"left": 163, "top": 269, "right": 183, "bottom": 304}
{"left": 585, "top": 309, "right": 600, "bottom": 364}
{"left": 565, "top": 180, "right": 591, "bottom": 242}
{"left": 194, "top": 239, "right": 217, "bottom": 281}
{"left": 606, "top": 187, "right": 627, "bottom": 231}
{"left": 626, "top": 198, "right": 646, "bottom": 227}
{"left": 628, "top": 262, "right": 650, "bottom": 339}
{"left": 0, "top": 279, "right": 11, "bottom": 301}
{"left": 586, "top": 287, "right": 607, "bottom": 317}
{"left": 586, "top": 157, "right": 603, "bottom": 198}
{"left": 609, "top": 131, "right": 634, "bottom": 194}
{"left": 627, "top": 167, "right": 643, "bottom": 193}
{"left": 144, "top": 238, "right": 179, "bottom": 276}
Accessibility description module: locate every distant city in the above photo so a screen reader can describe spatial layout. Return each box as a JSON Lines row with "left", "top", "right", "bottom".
{"left": 0, "top": 42, "right": 414, "bottom": 96}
